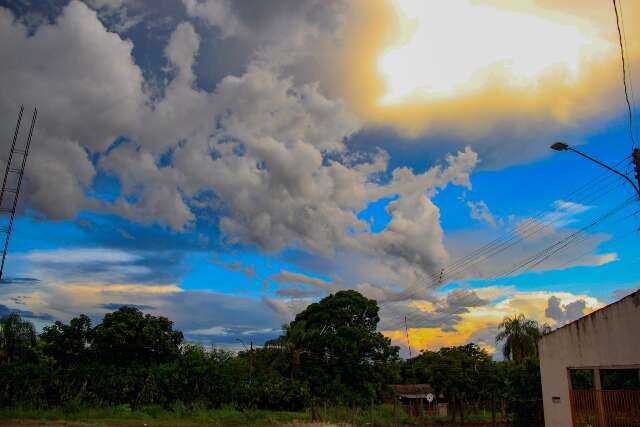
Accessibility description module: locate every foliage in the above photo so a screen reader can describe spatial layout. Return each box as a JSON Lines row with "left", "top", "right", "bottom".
{"left": 0, "top": 312, "right": 37, "bottom": 364}
{"left": 404, "top": 343, "right": 501, "bottom": 423}
{"left": 0, "top": 293, "right": 399, "bottom": 411}
{"left": 0, "top": 302, "right": 547, "bottom": 425}
{"left": 287, "top": 290, "right": 401, "bottom": 405}
{"left": 495, "top": 314, "right": 545, "bottom": 363}
{"left": 503, "top": 359, "right": 544, "bottom": 427}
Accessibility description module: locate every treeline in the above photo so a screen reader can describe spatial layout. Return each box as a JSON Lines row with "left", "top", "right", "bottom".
{"left": 0, "top": 290, "right": 545, "bottom": 426}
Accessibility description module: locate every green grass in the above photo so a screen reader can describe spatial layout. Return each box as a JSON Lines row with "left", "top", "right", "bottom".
{"left": 0, "top": 404, "right": 502, "bottom": 426}
{"left": 0, "top": 405, "right": 310, "bottom": 426}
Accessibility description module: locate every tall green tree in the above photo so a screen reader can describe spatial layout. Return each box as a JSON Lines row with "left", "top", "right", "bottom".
{"left": 495, "top": 314, "right": 542, "bottom": 363}
{"left": 92, "top": 306, "right": 183, "bottom": 366}
{"left": 0, "top": 313, "right": 37, "bottom": 364}
{"left": 288, "top": 290, "right": 400, "bottom": 404}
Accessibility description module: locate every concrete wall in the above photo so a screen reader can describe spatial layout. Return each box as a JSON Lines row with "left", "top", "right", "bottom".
{"left": 539, "top": 290, "right": 640, "bottom": 426}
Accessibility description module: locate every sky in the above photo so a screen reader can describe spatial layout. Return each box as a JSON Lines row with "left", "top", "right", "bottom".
{"left": 0, "top": 0, "right": 638, "bottom": 356}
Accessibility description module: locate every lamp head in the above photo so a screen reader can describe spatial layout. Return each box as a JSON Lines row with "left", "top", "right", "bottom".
{"left": 550, "top": 142, "right": 569, "bottom": 151}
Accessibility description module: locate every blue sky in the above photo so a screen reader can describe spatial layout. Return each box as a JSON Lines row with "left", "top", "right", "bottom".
{"left": 0, "top": 0, "right": 638, "bottom": 355}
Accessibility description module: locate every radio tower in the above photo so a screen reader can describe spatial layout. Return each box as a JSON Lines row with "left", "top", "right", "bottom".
{"left": 0, "top": 106, "right": 37, "bottom": 282}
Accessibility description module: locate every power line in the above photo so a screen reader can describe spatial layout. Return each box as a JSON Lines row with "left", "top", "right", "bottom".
{"left": 618, "top": 0, "right": 637, "bottom": 142}
{"left": 612, "top": 0, "right": 637, "bottom": 149}
{"left": 384, "top": 200, "right": 637, "bottom": 333}
{"left": 379, "top": 162, "right": 630, "bottom": 316}
{"left": 381, "top": 190, "right": 636, "bottom": 330}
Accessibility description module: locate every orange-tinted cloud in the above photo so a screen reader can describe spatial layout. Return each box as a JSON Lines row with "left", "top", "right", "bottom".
{"left": 339, "top": 0, "right": 639, "bottom": 138}
{"left": 382, "top": 288, "right": 602, "bottom": 354}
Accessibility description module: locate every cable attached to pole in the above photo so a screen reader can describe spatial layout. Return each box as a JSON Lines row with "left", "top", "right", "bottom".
{"left": 613, "top": 0, "right": 637, "bottom": 150}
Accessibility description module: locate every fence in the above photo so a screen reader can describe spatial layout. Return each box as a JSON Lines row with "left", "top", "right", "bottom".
{"left": 570, "top": 390, "right": 640, "bottom": 426}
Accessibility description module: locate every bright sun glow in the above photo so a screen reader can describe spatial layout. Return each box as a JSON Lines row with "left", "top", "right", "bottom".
{"left": 378, "top": 0, "right": 609, "bottom": 104}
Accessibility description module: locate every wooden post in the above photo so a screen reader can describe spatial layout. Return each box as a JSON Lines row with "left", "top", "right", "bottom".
{"left": 594, "top": 368, "right": 606, "bottom": 427}
{"left": 491, "top": 392, "right": 497, "bottom": 427}
{"left": 394, "top": 396, "right": 398, "bottom": 426}
{"left": 371, "top": 396, "right": 374, "bottom": 425}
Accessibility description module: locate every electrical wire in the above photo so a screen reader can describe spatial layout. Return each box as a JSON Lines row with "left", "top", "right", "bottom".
{"left": 613, "top": 0, "right": 637, "bottom": 149}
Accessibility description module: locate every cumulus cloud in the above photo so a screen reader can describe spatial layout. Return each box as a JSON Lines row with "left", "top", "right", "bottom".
{"left": 0, "top": 1, "right": 625, "bottom": 347}
{"left": 383, "top": 287, "right": 603, "bottom": 354}
{"left": 545, "top": 295, "right": 587, "bottom": 325}
{"left": 445, "top": 288, "right": 489, "bottom": 309}
{"left": 0, "top": 1, "right": 146, "bottom": 218}
{"left": 182, "top": 0, "right": 247, "bottom": 38}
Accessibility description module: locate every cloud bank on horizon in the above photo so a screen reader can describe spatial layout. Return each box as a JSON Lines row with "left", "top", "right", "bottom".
{"left": 0, "top": 0, "right": 638, "bottom": 355}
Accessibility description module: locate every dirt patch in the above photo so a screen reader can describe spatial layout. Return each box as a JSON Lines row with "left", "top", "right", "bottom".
{"left": 0, "top": 421, "right": 346, "bottom": 427}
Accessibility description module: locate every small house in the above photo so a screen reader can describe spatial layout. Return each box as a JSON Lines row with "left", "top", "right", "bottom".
{"left": 389, "top": 384, "right": 447, "bottom": 417}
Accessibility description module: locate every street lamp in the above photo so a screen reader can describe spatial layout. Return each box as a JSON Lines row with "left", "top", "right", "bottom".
{"left": 550, "top": 142, "right": 640, "bottom": 198}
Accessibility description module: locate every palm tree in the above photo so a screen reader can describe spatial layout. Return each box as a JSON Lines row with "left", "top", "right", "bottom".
{"left": 0, "top": 313, "right": 36, "bottom": 364}
{"left": 495, "top": 314, "right": 541, "bottom": 363}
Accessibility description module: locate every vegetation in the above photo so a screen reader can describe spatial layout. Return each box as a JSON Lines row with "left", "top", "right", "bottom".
{"left": 0, "top": 290, "right": 547, "bottom": 426}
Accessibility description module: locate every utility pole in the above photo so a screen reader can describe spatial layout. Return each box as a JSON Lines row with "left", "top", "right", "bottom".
{"left": 404, "top": 316, "right": 412, "bottom": 359}
{"left": 0, "top": 106, "right": 37, "bottom": 282}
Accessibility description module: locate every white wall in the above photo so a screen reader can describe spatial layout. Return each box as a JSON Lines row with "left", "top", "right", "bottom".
{"left": 539, "top": 291, "right": 640, "bottom": 426}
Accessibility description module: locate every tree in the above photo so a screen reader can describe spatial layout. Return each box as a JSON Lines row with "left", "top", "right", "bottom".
{"left": 40, "top": 314, "right": 93, "bottom": 367}
{"left": 0, "top": 313, "right": 36, "bottom": 364}
{"left": 503, "top": 358, "right": 544, "bottom": 427}
{"left": 92, "top": 306, "right": 183, "bottom": 366}
{"left": 410, "top": 344, "right": 495, "bottom": 424}
{"left": 282, "top": 321, "right": 306, "bottom": 381}
{"left": 288, "top": 290, "right": 400, "bottom": 404}
{"left": 496, "top": 314, "right": 542, "bottom": 363}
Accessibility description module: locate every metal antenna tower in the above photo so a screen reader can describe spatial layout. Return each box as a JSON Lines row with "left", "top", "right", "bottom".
{"left": 0, "top": 106, "right": 37, "bottom": 282}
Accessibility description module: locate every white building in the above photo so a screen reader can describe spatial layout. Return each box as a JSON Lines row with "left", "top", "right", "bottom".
{"left": 539, "top": 289, "right": 640, "bottom": 426}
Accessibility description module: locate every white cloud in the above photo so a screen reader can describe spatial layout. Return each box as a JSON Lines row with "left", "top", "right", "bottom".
{"left": 467, "top": 200, "right": 497, "bottom": 227}
{"left": 182, "top": 0, "right": 247, "bottom": 38}
{"left": 25, "top": 248, "right": 140, "bottom": 264}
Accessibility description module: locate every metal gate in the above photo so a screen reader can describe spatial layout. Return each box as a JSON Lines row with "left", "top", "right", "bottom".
{"left": 570, "top": 390, "right": 640, "bottom": 426}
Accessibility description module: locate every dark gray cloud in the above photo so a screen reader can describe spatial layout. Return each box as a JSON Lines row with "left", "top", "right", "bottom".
{"left": 545, "top": 296, "right": 587, "bottom": 325}
{"left": 0, "top": 303, "right": 54, "bottom": 321}
{"left": 611, "top": 287, "right": 639, "bottom": 301}
{"left": 0, "top": 277, "right": 40, "bottom": 285}
{"left": 97, "top": 302, "right": 156, "bottom": 311}
{"left": 446, "top": 289, "right": 489, "bottom": 309}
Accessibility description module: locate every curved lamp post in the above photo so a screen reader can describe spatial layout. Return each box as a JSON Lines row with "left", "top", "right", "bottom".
{"left": 550, "top": 142, "right": 640, "bottom": 198}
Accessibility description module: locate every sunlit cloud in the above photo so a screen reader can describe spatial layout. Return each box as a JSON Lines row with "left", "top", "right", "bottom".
{"left": 378, "top": 0, "right": 603, "bottom": 103}
{"left": 382, "top": 287, "right": 603, "bottom": 355}
{"left": 340, "top": 0, "right": 637, "bottom": 139}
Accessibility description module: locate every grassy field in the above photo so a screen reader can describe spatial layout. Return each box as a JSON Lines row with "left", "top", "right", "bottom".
{"left": 0, "top": 405, "right": 502, "bottom": 426}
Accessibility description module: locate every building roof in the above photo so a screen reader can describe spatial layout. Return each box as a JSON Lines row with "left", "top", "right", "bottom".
{"left": 390, "top": 384, "right": 434, "bottom": 397}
